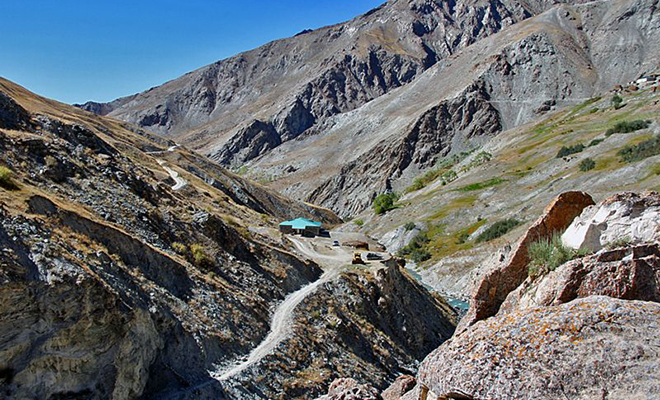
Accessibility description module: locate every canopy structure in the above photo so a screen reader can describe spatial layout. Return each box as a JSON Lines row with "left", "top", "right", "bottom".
{"left": 279, "top": 218, "right": 323, "bottom": 236}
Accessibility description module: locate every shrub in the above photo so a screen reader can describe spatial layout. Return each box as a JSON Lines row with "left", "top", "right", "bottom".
{"left": 458, "top": 177, "right": 506, "bottom": 192}
{"left": 354, "top": 219, "right": 364, "bottom": 227}
{"left": 606, "top": 237, "right": 633, "bottom": 250}
{"left": 617, "top": 136, "right": 660, "bottom": 163}
{"left": 456, "top": 233, "right": 470, "bottom": 244}
{"left": 172, "top": 242, "right": 187, "bottom": 254}
{"left": 588, "top": 138, "right": 604, "bottom": 147}
{"left": 556, "top": 144, "right": 585, "bottom": 158}
{"left": 0, "top": 166, "right": 18, "bottom": 190}
{"left": 398, "top": 232, "right": 430, "bottom": 260}
{"left": 409, "top": 248, "right": 431, "bottom": 263}
{"left": 476, "top": 218, "right": 520, "bottom": 243}
{"left": 403, "top": 222, "right": 416, "bottom": 231}
{"left": 579, "top": 158, "right": 596, "bottom": 172}
{"left": 373, "top": 192, "right": 400, "bottom": 215}
{"left": 528, "top": 234, "right": 590, "bottom": 276}
{"left": 605, "top": 119, "right": 651, "bottom": 136}
{"left": 611, "top": 94, "right": 623, "bottom": 108}
{"left": 190, "top": 243, "right": 213, "bottom": 267}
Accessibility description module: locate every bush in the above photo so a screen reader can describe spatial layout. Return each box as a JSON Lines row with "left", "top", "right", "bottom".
{"left": 397, "top": 232, "right": 430, "bottom": 261}
{"left": 617, "top": 136, "right": 660, "bottom": 163}
{"left": 172, "top": 242, "right": 187, "bottom": 254}
{"left": 354, "top": 219, "right": 364, "bottom": 227}
{"left": 611, "top": 94, "right": 623, "bottom": 108}
{"left": 605, "top": 119, "right": 651, "bottom": 136}
{"left": 579, "top": 158, "right": 596, "bottom": 172}
{"left": 403, "top": 222, "right": 416, "bottom": 231}
{"left": 456, "top": 233, "right": 470, "bottom": 244}
{"left": 409, "top": 248, "right": 432, "bottom": 263}
{"left": 476, "top": 218, "right": 520, "bottom": 243}
{"left": 556, "top": 144, "right": 585, "bottom": 158}
{"left": 190, "top": 243, "right": 213, "bottom": 267}
{"left": 528, "top": 234, "right": 590, "bottom": 276}
{"left": 588, "top": 138, "right": 604, "bottom": 147}
{"left": 373, "top": 192, "right": 400, "bottom": 215}
{"left": 0, "top": 166, "right": 18, "bottom": 190}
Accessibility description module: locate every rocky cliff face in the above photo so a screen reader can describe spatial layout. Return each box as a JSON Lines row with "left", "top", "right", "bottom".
{"left": 0, "top": 79, "right": 455, "bottom": 399}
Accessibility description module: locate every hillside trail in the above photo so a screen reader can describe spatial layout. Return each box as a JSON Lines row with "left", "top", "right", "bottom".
{"left": 146, "top": 145, "right": 188, "bottom": 191}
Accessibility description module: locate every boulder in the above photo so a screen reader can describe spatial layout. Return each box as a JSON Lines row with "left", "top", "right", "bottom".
{"left": 500, "top": 244, "right": 660, "bottom": 313}
{"left": 381, "top": 375, "right": 416, "bottom": 400}
{"left": 562, "top": 191, "right": 660, "bottom": 252}
{"left": 416, "top": 296, "right": 660, "bottom": 400}
{"left": 315, "top": 378, "right": 382, "bottom": 400}
{"left": 457, "top": 191, "right": 594, "bottom": 332}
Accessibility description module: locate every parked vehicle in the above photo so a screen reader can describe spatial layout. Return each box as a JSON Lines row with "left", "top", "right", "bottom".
{"left": 366, "top": 252, "right": 383, "bottom": 260}
{"left": 332, "top": 240, "right": 340, "bottom": 247}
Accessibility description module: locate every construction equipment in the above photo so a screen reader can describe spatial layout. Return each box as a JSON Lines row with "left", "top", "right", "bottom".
{"left": 352, "top": 252, "right": 365, "bottom": 265}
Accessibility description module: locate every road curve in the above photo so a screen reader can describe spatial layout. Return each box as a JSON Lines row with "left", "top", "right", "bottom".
{"left": 156, "top": 159, "right": 187, "bottom": 191}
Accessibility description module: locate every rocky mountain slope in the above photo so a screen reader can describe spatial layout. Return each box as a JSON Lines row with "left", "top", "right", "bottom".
{"left": 0, "top": 78, "right": 456, "bottom": 400}
{"left": 317, "top": 191, "right": 660, "bottom": 399}
{"left": 79, "top": 0, "right": 660, "bottom": 218}
{"left": 352, "top": 80, "right": 660, "bottom": 302}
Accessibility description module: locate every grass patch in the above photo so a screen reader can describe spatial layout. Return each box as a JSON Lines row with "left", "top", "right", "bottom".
{"left": 397, "top": 233, "right": 431, "bottom": 263}
{"left": 605, "top": 119, "right": 651, "bottom": 136}
{"left": 430, "top": 195, "right": 477, "bottom": 221}
{"left": 354, "top": 219, "right": 364, "bottom": 227}
{"left": 528, "top": 234, "right": 590, "bottom": 276}
{"left": 457, "top": 177, "right": 506, "bottom": 192}
{"left": 0, "top": 166, "right": 18, "bottom": 190}
{"left": 579, "top": 158, "right": 595, "bottom": 172}
{"left": 476, "top": 218, "right": 520, "bottom": 243}
{"left": 588, "top": 138, "right": 605, "bottom": 147}
{"left": 190, "top": 243, "right": 213, "bottom": 267}
{"left": 556, "top": 144, "right": 585, "bottom": 158}
{"left": 172, "top": 242, "right": 187, "bottom": 255}
{"left": 617, "top": 135, "right": 660, "bottom": 163}
{"left": 606, "top": 237, "right": 633, "bottom": 250}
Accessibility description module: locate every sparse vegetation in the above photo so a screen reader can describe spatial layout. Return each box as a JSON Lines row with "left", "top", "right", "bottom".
{"left": 456, "top": 233, "right": 470, "bottom": 244}
{"left": 606, "top": 237, "right": 633, "bottom": 249}
{"left": 605, "top": 119, "right": 651, "bottom": 136}
{"left": 617, "top": 136, "right": 660, "bottom": 163}
{"left": 579, "top": 158, "right": 596, "bottom": 172}
{"left": 611, "top": 94, "right": 623, "bottom": 109}
{"left": 460, "top": 151, "right": 492, "bottom": 173}
{"left": 588, "top": 138, "right": 605, "bottom": 147}
{"left": 172, "top": 242, "right": 187, "bottom": 254}
{"left": 397, "top": 233, "right": 431, "bottom": 263}
{"left": 0, "top": 166, "right": 18, "bottom": 190}
{"left": 556, "top": 144, "right": 585, "bottom": 158}
{"left": 354, "top": 219, "right": 364, "bottom": 227}
{"left": 528, "top": 234, "right": 590, "bottom": 275}
{"left": 403, "top": 222, "right": 416, "bottom": 231}
{"left": 457, "top": 177, "right": 506, "bottom": 192}
{"left": 475, "top": 218, "right": 520, "bottom": 243}
{"left": 190, "top": 243, "right": 213, "bottom": 267}
{"left": 372, "top": 192, "right": 400, "bottom": 215}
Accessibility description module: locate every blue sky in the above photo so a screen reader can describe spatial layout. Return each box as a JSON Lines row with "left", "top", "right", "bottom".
{"left": 0, "top": 0, "right": 384, "bottom": 104}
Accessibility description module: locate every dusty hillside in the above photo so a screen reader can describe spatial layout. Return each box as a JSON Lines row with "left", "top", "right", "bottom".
{"left": 352, "top": 82, "right": 660, "bottom": 300}
{"left": 0, "top": 79, "right": 456, "bottom": 400}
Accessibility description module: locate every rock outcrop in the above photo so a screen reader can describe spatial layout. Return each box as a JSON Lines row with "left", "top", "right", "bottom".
{"left": 315, "top": 378, "right": 381, "bottom": 400}
{"left": 562, "top": 191, "right": 660, "bottom": 252}
{"left": 416, "top": 296, "right": 660, "bottom": 400}
{"left": 457, "top": 191, "right": 594, "bottom": 332}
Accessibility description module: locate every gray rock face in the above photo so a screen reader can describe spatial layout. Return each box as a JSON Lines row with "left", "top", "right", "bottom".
{"left": 415, "top": 296, "right": 660, "bottom": 400}
{"left": 314, "top": 378, "right": 381, "bottom": 400}
{"left": 562, "top": 191, "right": 660, "bottom": 252}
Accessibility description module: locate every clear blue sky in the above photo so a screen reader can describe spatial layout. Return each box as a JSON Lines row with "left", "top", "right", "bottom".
{"left": 0, "top": 0, "right": 384, "bottom": 104}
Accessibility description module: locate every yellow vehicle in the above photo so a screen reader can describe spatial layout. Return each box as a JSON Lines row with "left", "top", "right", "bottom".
{"left": 352, "top": 252, "right": 365, "bottom": 265}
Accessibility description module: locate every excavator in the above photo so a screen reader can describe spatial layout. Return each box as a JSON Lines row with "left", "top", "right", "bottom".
{"left": 352, "top": 252, "right": 365, "bottom": 265}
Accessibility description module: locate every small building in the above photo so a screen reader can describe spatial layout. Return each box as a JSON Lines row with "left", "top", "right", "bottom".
{"left": 279, "top": 218, "right": 323, "bottom": 237}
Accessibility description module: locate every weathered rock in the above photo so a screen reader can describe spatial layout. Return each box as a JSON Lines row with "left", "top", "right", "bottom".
{"left": 417, "top": 296, "right": 660, "bottom": 400}
{"left": 500, "top": 244, "right": 660, "bottom": 313}
{"left": 457, "top": 191, "right": 594, "bottom": 332}
{"left": 315, "top": 378, "right": 381, "bottom": 400}
{"left": 562, "top": 191, "right": 660, "bottom": 252}
{"left": 0, "top": 91, "right": 32, "bottom": 131}
{"left": 381, "top": 375, "right": 416, "bottom": 400}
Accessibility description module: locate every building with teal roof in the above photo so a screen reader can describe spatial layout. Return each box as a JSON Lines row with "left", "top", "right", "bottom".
{"left": 279, "top": 217, "right": 323, "bottom": 236}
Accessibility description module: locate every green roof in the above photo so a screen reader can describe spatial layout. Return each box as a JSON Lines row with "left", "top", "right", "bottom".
{"left": 279, "top": 217, "right": 322, "bottom": 230}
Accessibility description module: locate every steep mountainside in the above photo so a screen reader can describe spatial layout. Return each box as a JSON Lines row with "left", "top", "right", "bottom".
{"left": 79, "top": 0, "right": 660, "bottom": 218}
{"left": 0, "top": 79, "right": 456, "bottom": 400}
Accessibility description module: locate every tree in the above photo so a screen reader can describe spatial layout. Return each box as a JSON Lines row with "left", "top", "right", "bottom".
{"left": 373, "top": 192, "right": 399, "bottom": 215}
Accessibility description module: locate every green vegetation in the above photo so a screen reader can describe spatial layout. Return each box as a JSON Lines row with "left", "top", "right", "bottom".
{"left": 236, "top": 166, "right": 249, "bottom": 175}
{"left": 528, "top": 234, "right": 590, "bottom": 276}
{"left": 579, "top": 158, "right": 596, "bottom": 172}
{"left": 354, "top": 219, "right": 364, "bottom": 227}
{"left": 617, "top": 136, "right": 660, "bottom": 163}
{"left": 606, "top": 237, "right": 633, "bottom": 250}
{"left": 403, "top": 222, "right": 416, "bottom": 231}
{"left": 605, "top": 119, "right": 651, "bottom": 136}
{"left": 556, "top": 144, "right": 585, "bottom": 158}
{"left": 588, "top": 138, "right": 605, "bottom": 147}
{"left": 457, "top": 177, "right": 506, "bottom": 192}
{"left": 397, "top": 233, "right": 431, "bottom": 263}
{"left": 0, "top": 166, "right": 18, "bottom": 190}
{"left": 611, "top": 94, "right": 623, "bottom": 109}
{"left": 405, "top": 154, "right": 465, "bottom": 193}
{"left": 476, "top": 218, "right": 520, "bottom": 243}
{"left": 172, "top": 242, "right": 187, "bottom": 255}
{"left": 190, "top": 243, "right": 213, "bottom": 267}
{"left": 456, "top": 233, "right": 470, "bottom": 244}
{"left": 460, "top": 151, "right": 492, "bottom": 173}
{"left": 372, "top": 192, "right": 400, "bottom": 215}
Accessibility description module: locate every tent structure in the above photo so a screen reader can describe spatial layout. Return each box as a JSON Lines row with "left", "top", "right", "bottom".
{"left": 279, "top": 218, "right": 323, "bottom": 236}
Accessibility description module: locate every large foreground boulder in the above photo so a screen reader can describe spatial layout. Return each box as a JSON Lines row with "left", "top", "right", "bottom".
{"left": 457, "top": 191, "right": 594, "bottom": 332}
{"left": 416, "top": 296, "right": 660, "bottom": 400}
{"left": 315, "top": 378, "right": 381, "bottom": 400}
{"left": 562, "top": 191, "right": 660, "bottom": 252}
